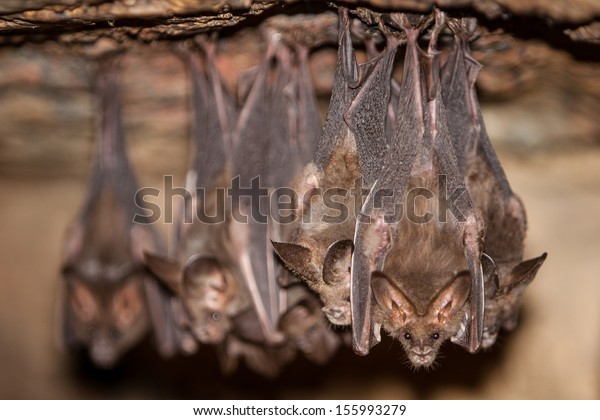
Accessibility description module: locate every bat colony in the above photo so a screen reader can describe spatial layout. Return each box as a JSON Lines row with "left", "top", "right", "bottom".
{"left": 59, "top": 7, "right": 546, "bottom": 375}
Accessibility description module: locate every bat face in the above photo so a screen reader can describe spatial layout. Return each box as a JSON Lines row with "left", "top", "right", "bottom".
{"left": 272, "top": 236, "right": 354, "bottom": 326}
{"left": 371, "top": 271, "right": 471, "bottom": 368}
{"left": 144, "top": 253, "right": 241, "bottom": 345}
{"left": 64, "top": 271, "right": 148, "bottom": 368}
{"left": 181, "top": 257, "right": 237, "bottom": 344}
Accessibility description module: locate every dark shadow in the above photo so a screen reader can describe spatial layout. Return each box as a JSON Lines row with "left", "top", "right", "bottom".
{"left": 65, "top": 317, "right": 521, "bottom": 399}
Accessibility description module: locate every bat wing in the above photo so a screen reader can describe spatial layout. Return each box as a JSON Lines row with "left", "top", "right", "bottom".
{"left": 294, "top": 44, "right": 322, "bottom": 166}
{"left": 143, "top": 276, "right": 179, "bottom": 358}
{"left": 230, "top": 37, "right": 296, "bottom": 345}
{"left": 344, "top": 38, "right": 399, "bottom": 186}
{"left": 191, "top": 39, "right": 237, "bottom": 189}
{"left": 313, "top": 7, "right": 377, "bottom": 171}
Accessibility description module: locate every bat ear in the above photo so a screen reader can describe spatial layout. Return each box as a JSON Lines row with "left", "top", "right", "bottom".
{"left": 505, "top": 252, "right": 547, "bottom": 295}
{"left": 69, "top": 281, "right": 98, "bottom": 323}
{"left": 271, "top": 240, "right": 319, "bottom": 284}
{"left": 371, "top": 272, "right": 416, "bottom": 326}
{"left": 428, "top": 272, "right": 471, "bottom": 324}
{"left": 113, "top": 280, "right": 144, "bottom": 330}
{"left": 322, "top": 239, "right": 353, "bottom": 286}
{"left": 143, "top": 252, "right": 183, "bottom": 296}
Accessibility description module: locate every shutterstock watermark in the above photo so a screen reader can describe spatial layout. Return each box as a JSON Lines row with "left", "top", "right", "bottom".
{"left": 133, "top": 175, "right": 468, "bottom": 225}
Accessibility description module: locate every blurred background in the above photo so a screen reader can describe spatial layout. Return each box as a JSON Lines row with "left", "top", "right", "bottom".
{"left": 0, "top": 0, "right": 599, "bottom": 399}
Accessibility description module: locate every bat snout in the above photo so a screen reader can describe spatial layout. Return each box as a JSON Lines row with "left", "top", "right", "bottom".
{"left": 192, "top": 323, "right": 226, "bottom": 344}
{"left": 409, "top": 347, "right": 436, "bottom": 367}
{"left": 322, "top": 304, "right": 351, "bottom": 325}
{"left": 482, "top": 327, "right": 499, "bottom": 349}
{"left": 90, "top": 339, "right": 119, "bottom": 369}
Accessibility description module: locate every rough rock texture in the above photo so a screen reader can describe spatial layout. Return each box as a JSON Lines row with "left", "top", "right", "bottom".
{"left": 0, "top": 0, "right": 599, "bottom": 44}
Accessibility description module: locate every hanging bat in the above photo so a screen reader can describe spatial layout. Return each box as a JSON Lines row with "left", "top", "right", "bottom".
{"left": 60, "top": 57, "right": 172, "bottom": 368}
{"left": 350, "top": 10, "right": 489, "bottom": 363}
{"left": 214, "top": 33, "right": 326, "bottom": 376}
{"left": 144, "top": 40, "right": 248, "bottom": 348}
{"left": 440, "top": 18, "right": 547, "bottom": 348}
{"left": 272, "top": 8, "right": 399, "bottom": 327}
{"left": 226, "top": 33, "right": 295, "bottom": 347}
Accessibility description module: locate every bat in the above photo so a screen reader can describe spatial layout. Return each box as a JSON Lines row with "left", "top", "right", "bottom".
{"left": 352, "top": 10, "right": 488, "bottom": 362}
{"left": 214, "top": 32, "right": 325, "bottom": 376}
{"left": 60, "top": 56, "right": 172, "bottom": 368}
{"left": 227, "top": 32, "right": 295, "bottom": 347}
{"left": 144, "top": 39, "right": 248, "bottom": 348}
{"left": 272, "top": 7, "right": 399, "bottom": 327}
{"left": 440, "top": 18, "right": 547, "bottom": 348}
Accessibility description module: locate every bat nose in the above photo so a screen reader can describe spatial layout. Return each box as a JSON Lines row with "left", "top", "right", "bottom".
{"left": 410, "top": 347, "right": 435, "bottom": 366}
{"left": 194, "top": 324, "right": 223, "bottom": 344}
{"left": 90, "top": 337, "right": 118, "bottom": 369}
{"left": 482, "top": 329, "right": 499, "bottom": 349}
{"left": 322, "top": 306, "right": 350, "bottom": 325}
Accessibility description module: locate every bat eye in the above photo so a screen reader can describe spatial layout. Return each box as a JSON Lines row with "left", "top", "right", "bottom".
{"left": 307, "top": 324, "right": 319, "bottom": 334}
{"left": 110, "top": 328, "right": 121, "bottom": 342}
{"left": 87, "top": 327, "right": 98, "bottom": 339}
{"left": 431, "top": 332, "right": 440, "bottom": 341}
{"left": 211, "top": 312, "right": 221, "bottom": 322}
{"left": 404, "top": 332, "right": 412, "bottom": 341}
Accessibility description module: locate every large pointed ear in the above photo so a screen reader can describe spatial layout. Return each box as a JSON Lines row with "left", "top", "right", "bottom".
{"left": 143, "top": 252, "right": 183, "bottom": 296}
{"left": 112, "top": 280, "right": 145, "bottom": 330}
{"left": 69, "top": 281, "right": 98, "bottom": 323}
{"left": 322, "top": 239, "right": 353, "bottom": 286}
{"left": 428, "top": 272, "right": 471, "bottom": 324}
{"left": 505, "top": 252, "right": 547, "bottom": 295}
{"left": 371, "top": 272, "right": 416, "bottom": 326}
{"left": 271, "top": 241, "right": 319, "bottom": 284}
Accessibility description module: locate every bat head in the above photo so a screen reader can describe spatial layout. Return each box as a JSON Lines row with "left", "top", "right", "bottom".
{"left": 272, "top": 239, "right": 353, "bottom": 326}
{"left": 63, "top": 266, "right": 149, "bottom": 369}
{"left": 371, "top": 271, "right": 471, "bottom": 368}
{"left": 482, "top": 252, "right": 547, "bottom": 348}
{"left": 279, "top": 296, "right": 340, "bottom": 365}
{"left": 144, "top": 252, "right": 238, "bottom": 344}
